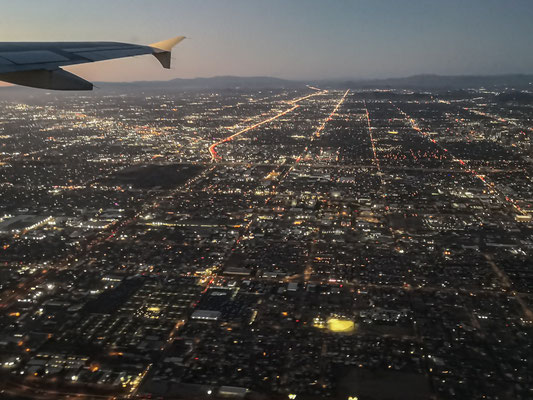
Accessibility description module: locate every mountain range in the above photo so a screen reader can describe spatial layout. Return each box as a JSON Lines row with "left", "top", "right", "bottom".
{"left": 101, "top": 74, "right": 533, "bottom": 91}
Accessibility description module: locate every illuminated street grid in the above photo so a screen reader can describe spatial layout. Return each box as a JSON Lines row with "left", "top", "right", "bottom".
{"left": 0, "top": 87, "right": 531, "bottom": 399}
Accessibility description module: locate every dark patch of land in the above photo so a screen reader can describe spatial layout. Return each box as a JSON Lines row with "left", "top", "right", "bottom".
{"left": 335, "top": 367, "right": 431, "bottom": 400}
{"left": 102, "top": 164, "right": 204, "bottom": 189}
{"left": 358, "top": 322, "right": 415, "bottom": 338}
{"left": 83, "top": 277, "right": 143, "bottom": 314}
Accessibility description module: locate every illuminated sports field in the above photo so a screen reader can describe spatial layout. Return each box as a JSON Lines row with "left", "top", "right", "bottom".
{"left": 327, "top": 318, "right": 356, "bottom": 333}
{"left": 314, "top": 317, "right": 357, "bottom": 334}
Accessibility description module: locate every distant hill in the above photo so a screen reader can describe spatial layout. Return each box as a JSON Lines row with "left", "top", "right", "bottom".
{"left": 101, "top": 74, "right": 533, "bottom": 91}
{"left": 2, "top": 73, "right": 532, "bottom": 94}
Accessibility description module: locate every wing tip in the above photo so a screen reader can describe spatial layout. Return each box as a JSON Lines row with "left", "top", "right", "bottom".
{"left": 150, "top": 36, "right": 186, "bottom": 69}
{"left": 149, "top": 36, "right": 186, "bottom": 52}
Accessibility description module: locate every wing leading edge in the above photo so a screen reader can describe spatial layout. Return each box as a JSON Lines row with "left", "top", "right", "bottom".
{"left": 0, "top": 36, "right": 185, "bottom": 90}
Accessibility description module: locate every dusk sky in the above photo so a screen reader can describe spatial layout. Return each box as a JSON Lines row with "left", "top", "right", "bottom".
{"left": 1, "top": 0, "right": 532, "bottom": 82}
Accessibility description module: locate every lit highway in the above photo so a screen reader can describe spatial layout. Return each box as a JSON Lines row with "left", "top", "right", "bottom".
{"left": 208, "top": 105, "right": 300, "bottom": 160}
{"left": 208, "top": 89, "right": 327, "bottom": 160}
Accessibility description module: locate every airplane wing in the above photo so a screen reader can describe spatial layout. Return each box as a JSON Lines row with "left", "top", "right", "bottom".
{"left": 0, "top": 36, "right": 185, "bottom": 91}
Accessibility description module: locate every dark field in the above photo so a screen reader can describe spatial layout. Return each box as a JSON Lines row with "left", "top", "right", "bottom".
{"left": 103, "top": 164, "right": 204, "bottom": 189}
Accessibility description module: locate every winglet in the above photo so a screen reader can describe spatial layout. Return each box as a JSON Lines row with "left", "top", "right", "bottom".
{"left": 149, "top": 36, "right": 186, "bottom": 69}
{"left": 150, "top": 36, "right": 186, "bottom": 52}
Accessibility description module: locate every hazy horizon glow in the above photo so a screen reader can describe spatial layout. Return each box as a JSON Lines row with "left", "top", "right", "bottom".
{"left": 0, "top": 0, "right": 532, "bottom": 83}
